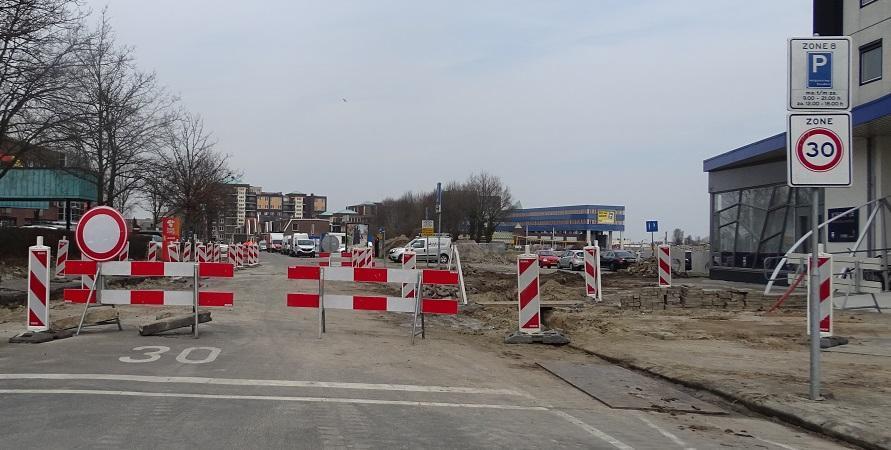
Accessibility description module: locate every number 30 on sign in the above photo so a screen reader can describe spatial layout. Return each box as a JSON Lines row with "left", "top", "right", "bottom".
{"left": 787, "top": 112, "right": 852, "bottom": 187}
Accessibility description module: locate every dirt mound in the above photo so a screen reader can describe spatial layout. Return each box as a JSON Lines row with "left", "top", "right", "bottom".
{"left": 462, "top": 266, "right": 587, "bottom": 303}
{"left": 455, "top": 241, "right": 512, "bottom": 264}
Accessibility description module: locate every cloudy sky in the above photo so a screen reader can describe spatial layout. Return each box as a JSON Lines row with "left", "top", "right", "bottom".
{"left": 86, "top": 1, "right": 811, "bottom": 240}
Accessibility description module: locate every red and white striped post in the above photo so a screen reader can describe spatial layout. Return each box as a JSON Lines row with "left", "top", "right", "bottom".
{"left": 235, "top": 244, "right": 243, "bottom": 268}
{"left": 167, "top": 242, "right": 181, "bottom": 262}
{"left": 147, "top": 241, "right": 160, "bottom": 262}
{"left": 28, "top": 237, "right": 50, "bottom": 332}
{"left": 517, "top": 254, "right": 541, "bottom": 334}
{"left": 583, "top": 245, "right": 602, "bottom": 302}
{"left": 196, "top": 244, "right": 207, "bottom": 263}
{"left": 226, "top": 244, "right": 234, "bottom": 265}
{"left": 55, "top": 237, "right": 69, "bottom": 279}
{"left": 657, "top": 244, "right": 671, "bottom": 287}
{"left": 402, "top": 251, "right": 417, "bottom": 298}
{"left": 117, "top": 241, "right": 130, "bottom": 261}
{"left": 211, "top": 244, "right": 220, "bottom": 262}
{"left": 808, "top": 254, "right": 833, "bottom": 337}
{"left": 183, "top": 242, "right": 192, "bottom": 262}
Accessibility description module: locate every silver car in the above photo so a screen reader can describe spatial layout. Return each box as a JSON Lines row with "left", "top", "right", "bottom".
{"left": 557, "top": 250, "right": 585, "bottom": 271}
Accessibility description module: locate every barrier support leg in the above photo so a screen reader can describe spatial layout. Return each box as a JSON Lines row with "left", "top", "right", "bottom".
{"left": 193, "top": 263, "right": 199, "bottom": 339}
{"left": 411, "top": 273, "right": 424, "bottom": 345}
{"left": 76, "top": 267, "right": 101, "bottom": 336}
{"left": 318, "top": 268, "right": 326, "bottom": 339}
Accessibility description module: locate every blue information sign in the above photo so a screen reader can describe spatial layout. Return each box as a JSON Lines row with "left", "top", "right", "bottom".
{"left": 646, "top": 221, "right": 658, "bottom": 233}
{"left": 807, "top": 52, "right": 832, "bottom": 89}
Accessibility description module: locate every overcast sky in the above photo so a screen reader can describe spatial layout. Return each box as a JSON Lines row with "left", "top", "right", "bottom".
{"left": 86, "top": 1, "right": 811, "bottom": 240}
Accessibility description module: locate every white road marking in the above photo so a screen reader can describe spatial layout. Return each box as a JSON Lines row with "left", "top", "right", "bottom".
{"left": 632, "top": 411, "right": 695, "bottom": 450}
{"left": 0, "top": 388, "right": 547, "bottom": 411}
{"left": 0, "top": 373, "right": 529, "bottom": 397}
{"left": 550, "top": 410, "right": 634, "bottom": 450}
{"left": 752, "top": 436, "right": 800, "bottom": 450}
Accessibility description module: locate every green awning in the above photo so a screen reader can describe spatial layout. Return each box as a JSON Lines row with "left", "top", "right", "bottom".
{"left": 0, "top": 168, "right": 97, "bottom": 201}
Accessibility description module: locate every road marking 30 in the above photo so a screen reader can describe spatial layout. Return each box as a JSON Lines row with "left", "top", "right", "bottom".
{"left": 118, "top": 346, "right": 222, "bottom": 364}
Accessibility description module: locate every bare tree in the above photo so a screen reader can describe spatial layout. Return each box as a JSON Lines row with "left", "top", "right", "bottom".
{"left": 0, "top": 0, "right": 86, "bottom": 179}
{"left": 140, "top": 174, "right": 169, "bottom": 229}
{"left": 155, "top": 113, "right": 236, "bottom": 240}
{"left": 64, "top": 10, "right": 174, "bottom": 205}
{"left": 672, "top": 228, "right": 685, "bottom": 245}
{"left": 465, "top": 172, "right": 513, "bottom": 242}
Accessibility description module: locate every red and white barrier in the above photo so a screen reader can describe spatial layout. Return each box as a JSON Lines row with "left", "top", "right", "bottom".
{"left": 583, "top": 245, "right": 602, "bottom": 301}
{"left": 517, "top": 254, "right": 541, "bottom": 334}
{"left": 657, "top": 244, "right": 671, "bottom": 287}
{"left": 402, "top": 251, "right": 417, "bottom": 298}
{"left": 167, "top": 242, "right": 180, "bottom": 262}
{"left": 183, "top": 242, "right": 192, "bottom": 262}
{"left": 319, "top": 251, "right": 354, "bottom": 267}
{"left": 249, "top": 243, "right": 259, "bottom": 266}
{"left": 286, "top": 265, "right": 461, "bottom": 342}
{"left": 196, "top": 244, "right": 207, "bottom": 263}
{"left": 55, "top": 238, "right": 69, "bottom": 279}
{"left": 117, "top": 241, "right": 130, "bottom": 261}
{"left": 234, "top": 244, "right": 243, "bottom": 268}
{"left": 64, "top": 261, "right": 235, "bottom": 329}
{"left": 211, "top": 244, "right": 220, "bottom": 263}
{"left": 807, "top": 254, "right": 833, "bottom": 337}
{"left": 147, "top": 241, "right": 160, "bottom": 262}
{"left": 352, "top": 247, "right": 373, "bottom": 268}
{"left": 28, "top": 237, "right": 50, "bottom": 332}
{"left": 225, "top": 244, "right": 233, "bottom": 265}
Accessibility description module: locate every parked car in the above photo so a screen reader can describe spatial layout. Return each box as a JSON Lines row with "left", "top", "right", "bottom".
{"left": 293, "top": 239, "right": 316, "bottom": 257}
{"left": 388, "top": 236, "right": 452, "bottom": 264}
{"left": 601, "top": 250, "right": 639, "bottom": 271}
{"left": 537, "top": 249, "right": 560, "bottom": 268}
{"left": 258, "top": 240, "right": 267, "bottom": 251}
{"left": 557, "top": 250, "right": 585, "bottom": 271}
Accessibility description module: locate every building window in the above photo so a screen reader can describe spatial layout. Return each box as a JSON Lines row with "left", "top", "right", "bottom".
{"left": 860, "top": 40, "right": 882, "bottom": 85}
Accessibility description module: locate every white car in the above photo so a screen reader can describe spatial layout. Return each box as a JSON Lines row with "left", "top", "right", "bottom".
{"left": 388, "top": 236, "right": 452, "bottom": 264}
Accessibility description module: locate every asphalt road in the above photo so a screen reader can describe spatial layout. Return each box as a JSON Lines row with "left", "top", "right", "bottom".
{"left": 0, "top": 253, "right": 847, "bottom": 449}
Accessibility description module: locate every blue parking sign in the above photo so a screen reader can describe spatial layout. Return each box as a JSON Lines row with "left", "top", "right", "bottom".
{"left": 646, "top": 221, "right": 658, "bottom": 233}
{"left": 807, "top": 52, "right": 832, "bottom": 89}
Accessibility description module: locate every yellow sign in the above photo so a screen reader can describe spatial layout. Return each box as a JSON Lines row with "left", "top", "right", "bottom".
{"left": 597, "top": 210, "right": 616, "bottom": 224}
{"left": 421, "top": 219, "right": 434, "bottom": 237}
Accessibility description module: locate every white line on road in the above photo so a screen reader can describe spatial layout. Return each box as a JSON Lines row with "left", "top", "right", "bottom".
{"left": 631, "top": 411, "right": 695, "bottom": 450}
{"left": 0, "top": 373, "right": 529, "bottom": 397}
{"left": 752, "top": 436, "right": 800, "bottom": 450}
{"left": 550, "top": 410, "right": 634, "bottom": 450}
{"left": 0, "top": 388, "right": 548, "bottom": 411}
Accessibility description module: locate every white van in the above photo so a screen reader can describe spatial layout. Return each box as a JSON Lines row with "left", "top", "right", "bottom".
{"left": 388, "top": 236, "right": 452, "bottom": 264}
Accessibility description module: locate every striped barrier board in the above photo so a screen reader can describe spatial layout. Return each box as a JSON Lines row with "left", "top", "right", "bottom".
{"left": 117, "top": 241, "right": 129, "bottom": 261}
{"left": 807, "top": 254, "right": 833, "bottom": 337}
{"left": 167, "top": 242, "right": 180, "bottom": 262}
{"left": 517, "top": 254, "right": 541, "bottom": 334}
{"left": 196, "top": 244, "right": 207, "bottom": 263}
{"left": 583, "top": 245, "right": 602, "bottom": 301}
{"left": 657, "top": 244, "right": 671, "bottom": 288}
{"left": 28, "top": 239, "right": 51, "bottom": 331}
{"left": 147, "top": 241, "right": 160, "bottom": 262}
{"left": 55, "top": 238, "right": 69, "bottom": 279}
{"left": 183, "top": 242, "right": 192, "bottom": 262}
{"left": 402, "top": 251, "right": 416, "bottom": 298}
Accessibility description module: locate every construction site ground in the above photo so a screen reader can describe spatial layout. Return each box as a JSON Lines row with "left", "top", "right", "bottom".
{"left": 0, "top": 251, "right": 887, "bottom": 448}
{"left": 441, "top": 258, "right": 891, "bottom": 449}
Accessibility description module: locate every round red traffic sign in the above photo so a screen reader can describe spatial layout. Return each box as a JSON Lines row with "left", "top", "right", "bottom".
{"left": 795, "top": 128, "right": 843, "bottom": 172}
{"left": 75, "top": 206, "right": 128, "bottom": 261}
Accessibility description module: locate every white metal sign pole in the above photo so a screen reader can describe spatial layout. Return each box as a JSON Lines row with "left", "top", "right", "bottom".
{"left": 788, "top": 36, "right": 851, "bottom": 401}
{"left": 808, "top": 188, "right": 820, "bottom": 400}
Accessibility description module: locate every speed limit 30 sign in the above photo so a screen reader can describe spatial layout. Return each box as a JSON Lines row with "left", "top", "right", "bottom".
{"left": 787, "top": 112, "right": 851, "bottom": 187}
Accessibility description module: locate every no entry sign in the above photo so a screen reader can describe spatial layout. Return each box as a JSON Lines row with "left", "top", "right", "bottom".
{"left": 75, "top": 206, "right": 129, "bottom": 261}
{"left": 787, "top": 112, "right": 851, "bottom": 187}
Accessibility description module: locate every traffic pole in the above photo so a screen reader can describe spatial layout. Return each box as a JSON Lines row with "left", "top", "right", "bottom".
{"left": 808, "top": 187, "right": 821, "bottom": 400}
